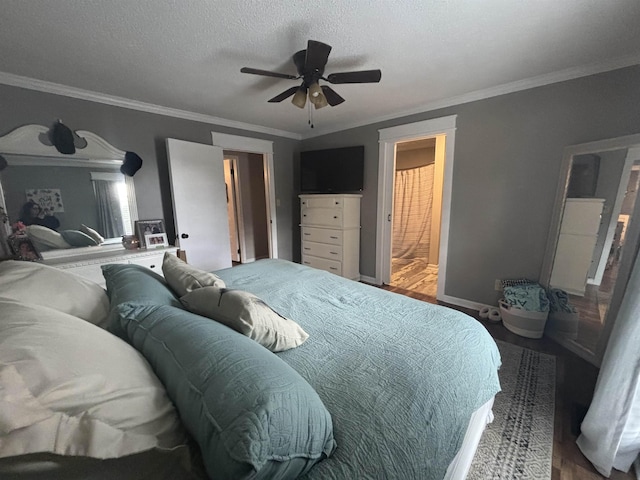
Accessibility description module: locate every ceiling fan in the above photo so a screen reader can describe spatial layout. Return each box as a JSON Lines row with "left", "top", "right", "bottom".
{"left": 241, "top": 40, "right": 382, "bottom": 110}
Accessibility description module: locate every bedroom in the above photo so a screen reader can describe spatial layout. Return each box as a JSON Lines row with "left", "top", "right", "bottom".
{"left": 0, "top": 1, "right": 639, "bottom": 479}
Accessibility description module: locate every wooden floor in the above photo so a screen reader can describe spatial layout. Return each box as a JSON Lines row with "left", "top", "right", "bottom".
{"left": 379, "top": 284, "right": 636, "bottom": 480}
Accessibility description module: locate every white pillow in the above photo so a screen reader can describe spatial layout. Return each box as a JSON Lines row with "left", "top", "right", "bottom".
{"left": 25, "top": 225, "right": 71, "bottom": 249}
{"left": 0, "top": 297, "right": 188, "bottom": 459}
{"left": 180, "top": 287, "right": 309, "bottom": 352}
{"left": 162, "top": 252, "right": 225, "bottom": 297}
{"left": 0, "top": 260, "right": 110, "bottom": 327}
{"left": 81, "top": 224, "right": 105, "bottom": 244}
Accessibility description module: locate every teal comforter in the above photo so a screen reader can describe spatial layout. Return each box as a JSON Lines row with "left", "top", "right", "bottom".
{"left": 215, "top": 260, "right": 501, "bottom": 480}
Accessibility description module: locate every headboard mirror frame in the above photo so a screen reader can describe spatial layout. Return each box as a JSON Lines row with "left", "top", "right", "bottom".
{"left": 0, "top": 124, "right": 138, "bottom": 257}
{"left": 541, "top": 132, "right": 640, "bottom": 365}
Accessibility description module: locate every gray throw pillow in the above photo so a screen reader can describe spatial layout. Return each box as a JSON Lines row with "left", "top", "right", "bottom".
{"left": 61, "top": 230, "right": 99, "bottom": 247}
{"left": 180, "top": 286, "right": 309, "bottom": 352}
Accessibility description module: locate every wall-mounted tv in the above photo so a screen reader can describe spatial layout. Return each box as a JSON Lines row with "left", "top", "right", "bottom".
{"left": 300, "top": 145, "right": 364, "bottom": 194}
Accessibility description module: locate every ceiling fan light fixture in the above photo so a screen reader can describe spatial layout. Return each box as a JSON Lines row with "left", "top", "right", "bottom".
{"left": 313, "top": 93, "right": 328, "bottom": 109}
{"left": 308, "top": 82, "right": 322, "bottom": 99}
{"left": 291, "top": 88, "right": 307, "bottom": 108}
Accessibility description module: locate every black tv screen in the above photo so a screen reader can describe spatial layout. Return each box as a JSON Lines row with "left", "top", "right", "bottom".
{"left": 300, "top": 146, "right": 364, "bottom": 194}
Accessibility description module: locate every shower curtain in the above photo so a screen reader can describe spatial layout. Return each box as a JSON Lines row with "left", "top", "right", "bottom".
{"left": 392, "top": 164, "right": 434, "bottom": 259}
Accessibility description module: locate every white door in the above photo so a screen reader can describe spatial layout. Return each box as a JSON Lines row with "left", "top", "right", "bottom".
{"left": 167, "top": 138, "right": 232, "bottom": 271}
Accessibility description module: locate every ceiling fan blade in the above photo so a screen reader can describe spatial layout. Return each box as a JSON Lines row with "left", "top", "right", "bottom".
{"left": 326, "top": 69, "right": 382, "bottom": 84}
{"left": 240, "top": 67, "right": 298, "bottom": 80}
{"left": 267, "top": 86, "right": 300, "bottom": 103}
{"left": 304, "top": 40, "right": 332, "bottom": 71}
{"left": 321, "top": 86, "right": 345, "bottom": 106}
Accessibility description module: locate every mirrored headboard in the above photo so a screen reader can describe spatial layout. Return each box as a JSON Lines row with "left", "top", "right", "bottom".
{"left": 0, "top": 124, "right": 138, "bottom": 253}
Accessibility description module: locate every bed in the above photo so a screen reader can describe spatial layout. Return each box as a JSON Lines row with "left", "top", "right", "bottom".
{"left": 0, "top": 257, "right": 501, "bottom": 479}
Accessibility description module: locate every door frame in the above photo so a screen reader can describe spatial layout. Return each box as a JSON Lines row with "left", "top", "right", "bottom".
{"left": 223, "top": 156, "right": 242, "bottom": 262}
{"left": 211, "top": 132, "right": 278, "bottom": 259}
{"left": 376, "top": 115, "right": 457, "bottom": 301}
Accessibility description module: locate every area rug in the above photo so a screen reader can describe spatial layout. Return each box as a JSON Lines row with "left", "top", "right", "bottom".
{"left": 467, "top": 340, "right": 556, "bottom": 480}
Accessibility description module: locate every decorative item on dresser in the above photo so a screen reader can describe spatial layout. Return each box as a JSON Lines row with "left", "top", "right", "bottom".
{"left": 299, "top": 194, "right": 361, "bottom": 280}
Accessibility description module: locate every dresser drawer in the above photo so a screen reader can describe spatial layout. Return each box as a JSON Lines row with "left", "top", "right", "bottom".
{"left": 301, "top": 207, "right": 343, "bottom": 227}
{"left": 301, "top": 226, "right": 343, "bottom": 245}
{"left": 302, "top": 255, "right": 342, "bottom": 276}
{"left": 302, "top": 241, "right": 343, "bottom": 261}
{"left": 130, "top": 255, "right": 164, "bottom": 276}
{"left": 300, "top": 196, "right": 343, "bottom": 208}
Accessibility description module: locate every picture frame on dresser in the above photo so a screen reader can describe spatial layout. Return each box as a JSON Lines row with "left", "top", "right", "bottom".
{"left": 145, "top": 233, "right": 169, "bottom": 248}
{"left": 135, "top": 219, "right": 166, "bottom": 248}
{"left": 8, "top": 234, "right": 42, "bottom": 262}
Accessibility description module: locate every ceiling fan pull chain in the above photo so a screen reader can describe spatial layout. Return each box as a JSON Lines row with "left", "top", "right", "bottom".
{"left": 308, "top": 101, "right": 314, "bottom": 128}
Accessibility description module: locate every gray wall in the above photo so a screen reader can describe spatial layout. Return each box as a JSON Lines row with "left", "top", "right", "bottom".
{"left": 0, "top": 84, "right": 299, "bottom": 260}
{"left": 301, "top": 65, "right": 640, "bottom": 305}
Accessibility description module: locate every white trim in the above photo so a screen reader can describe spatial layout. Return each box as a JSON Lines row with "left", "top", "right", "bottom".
{"left": 302, "top": 52, "right": 640, "bottom": 139}
{"left": 376, "top": 116, "right": 457, "bottom": 303}
{"left": 0, "top": 71, "right": 301, "bottom": 141}
{"left": 90, "top": 172, "right": 123, "bottom": 182}
{"left": 589, "top": 147, "right": 640, "bottom": 285}
{"left": 438, "top": 294, "right": 492, "bottom": 314}
{"left": 211, "top": 132, "right": 279, "bottom": 259}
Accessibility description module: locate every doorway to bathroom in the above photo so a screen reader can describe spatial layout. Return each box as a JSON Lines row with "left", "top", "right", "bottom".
{"left": 389, "top": 137, "right": 445, "bottom": 299}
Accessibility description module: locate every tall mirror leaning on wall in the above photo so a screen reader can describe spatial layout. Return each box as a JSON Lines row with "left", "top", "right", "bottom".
{"left": 542, "top": 134, "right": 640, "bottom": 366}
{"left": 0, "top": 124, "right": 139, "bottom": 257}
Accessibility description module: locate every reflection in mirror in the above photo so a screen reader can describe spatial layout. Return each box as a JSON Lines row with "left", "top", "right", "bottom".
{"left": 0, "top": 124, "right": 138, "bottom": 256}
{"left": 545, "top": 138, "right": 640, "bottom": 365}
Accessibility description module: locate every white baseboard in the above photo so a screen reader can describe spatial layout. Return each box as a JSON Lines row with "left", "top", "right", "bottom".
{"left": 437, "top": 294, "right": 495, "bottom": 313}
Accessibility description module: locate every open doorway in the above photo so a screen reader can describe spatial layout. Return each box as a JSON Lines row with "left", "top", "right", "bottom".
{"left": 223, "top": 151, "right": 270, "bottom": 264}
{"left": 389, "top": 137, "right": 445, "bottom": 299}
{"left": 376, "top": 115, "right": 457, "bottom": 303}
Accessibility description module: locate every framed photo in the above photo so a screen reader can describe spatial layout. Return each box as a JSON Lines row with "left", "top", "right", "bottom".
{"left": 145, "top": 233, "right": 169, "bottom": 248}
{"left": 135, "top": 219, "right": 166, "bottom": 247}
{"left": 8, "top": 234, "right": 42, "bottom": 261}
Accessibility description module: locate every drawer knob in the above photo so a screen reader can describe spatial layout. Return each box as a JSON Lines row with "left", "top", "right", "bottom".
{"left": 181, "top": 233, "right": 189, "bottom": 239}
{"left": 333, "top": 216, "right": 338, "bottom": 219}
{"left": 303, "top": 214, "right": 307, "bottom": 217}
{"left": 330, "top": 236, "right": 338, "bottom": 239}
{"left": 304, "top": 247, "right": 310, "bottom": 250}
{"left": 330, "top": 252, "right": 338, "bottom": 255}
{"left": 330, "top": 267, "right": 338, "bottom": 270}
{"left": 303, "top": 261, "right": 310, "bottom": 265}
{"left": 304, "top": 232, "right": 310, "bottom": 235}
{"left": 149, "top": 265, "right": 156, "bottom": 268}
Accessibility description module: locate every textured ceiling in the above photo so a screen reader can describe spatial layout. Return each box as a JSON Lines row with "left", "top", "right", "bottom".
{"left": 1, "top": 0, "right": 639, "bottom": 139}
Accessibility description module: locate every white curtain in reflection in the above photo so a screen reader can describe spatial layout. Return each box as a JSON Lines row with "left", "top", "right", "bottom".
{"left": 577, "top": 245, "right": 640, "bottom": 477}
{"left": 392, "top": 164, "right": 434, "bottom": 259}
{"left": 92, "top": 178, "right": 124, "bottom": 238}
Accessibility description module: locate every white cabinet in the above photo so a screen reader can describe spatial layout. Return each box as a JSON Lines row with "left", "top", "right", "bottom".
{"left": 300, "top": 194, "right": 361, "bottom": 280}
{"left": 550, "top": 198, "right": 604, "bottom": 296}
{"left": 43, "top": 246, "right": 178, "bottom": 287}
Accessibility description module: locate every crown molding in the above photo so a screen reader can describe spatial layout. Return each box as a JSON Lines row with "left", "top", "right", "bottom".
{"left": 0, "top": 72, "right": 301, "bottom": 141}
{"left": 301, "top": 52, "right": 640, "bottom": 139}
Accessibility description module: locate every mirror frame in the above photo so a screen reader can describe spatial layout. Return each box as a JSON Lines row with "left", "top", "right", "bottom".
{"left": 541, "top": 132, "right": 640, "bottom": 365}
{"left": 0, "top": 124, "right": 138, "bottom": 254}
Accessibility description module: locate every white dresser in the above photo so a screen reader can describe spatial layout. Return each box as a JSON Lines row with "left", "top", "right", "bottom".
{"left": 300, "top": 194, "right": 361, "bottom": 280}
{"left": 42, "top": 245, "right": 178, "bottom": 287}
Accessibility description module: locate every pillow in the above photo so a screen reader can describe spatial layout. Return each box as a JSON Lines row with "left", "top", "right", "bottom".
{"left": 0, "top": 297, "right": 188, "bottom": 460}
{"left": 61, "top": 229, "right": 99, "bottom": 247}
{"left": 180, "top": 287, "right": 309, "bottom": 352}
{"left": 0, "top": 260, "right": 110, "bottom": 327}
{"left": 25, "top": 225, "right": 71, "bottom": 249}
{"left": 162, "top": 251, "right": 225, "bottom": 297}
{"left": 101, "top": 263, "right": 183, "bottom": 337}
{"left": 114, "top": 302, "right": 336, "bottom": 479}
{"left": 81, "top": 223, "right": 105, "bottom": 244}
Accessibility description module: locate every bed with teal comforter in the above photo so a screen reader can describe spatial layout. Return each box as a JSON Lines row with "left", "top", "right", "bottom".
{"left": 214, "top": 259, "right": 501, "bottom": 480}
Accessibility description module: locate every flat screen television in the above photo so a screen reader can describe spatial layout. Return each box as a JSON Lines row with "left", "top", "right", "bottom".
{"left": 300, "top": 146, "right": 364, "bottom": 194}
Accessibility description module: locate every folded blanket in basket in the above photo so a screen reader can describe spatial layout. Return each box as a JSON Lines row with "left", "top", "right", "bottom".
{"left": 503, "top": 284, "right": 550, "bottom": 312}
{"left": 547, "top": 288, "right": 577, "bottom": 314}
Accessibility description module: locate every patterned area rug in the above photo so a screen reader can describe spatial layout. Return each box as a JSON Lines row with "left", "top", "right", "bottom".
{"left": 468, "top": 340, "right": 556, "bottom": 480}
